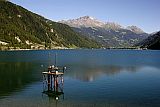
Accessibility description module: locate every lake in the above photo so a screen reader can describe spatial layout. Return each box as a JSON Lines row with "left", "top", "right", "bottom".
{"left": 0, "top": 49, "right": 160, "bottom": 107}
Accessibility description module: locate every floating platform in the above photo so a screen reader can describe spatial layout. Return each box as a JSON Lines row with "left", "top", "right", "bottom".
{"left": 42, "top": 65, "right": 66, "bottom": 100}
{"left": 42, "top": 71, "right": 64, "bottom": 76}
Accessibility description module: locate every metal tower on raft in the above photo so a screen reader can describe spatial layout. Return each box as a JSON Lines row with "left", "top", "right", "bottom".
{"left": 42, "top": 53, "right": 66, "bottom": 100}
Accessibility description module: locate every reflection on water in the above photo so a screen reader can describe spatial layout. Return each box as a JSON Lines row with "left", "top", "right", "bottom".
{"left": 42, "top": 90, "right": 64, "bottom": 100}
{"left": 66, "top": 65, "right": 141, "bottom": 82}
{"left": 0, "top": 50, "right": 160, "bottom": 107}
{"left": 0, "top": 62, "right": 39, "bottom": 98}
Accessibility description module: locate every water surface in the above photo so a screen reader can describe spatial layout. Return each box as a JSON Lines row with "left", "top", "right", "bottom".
{"left": 0, "top": 49, "right": 160, "bottom": 107}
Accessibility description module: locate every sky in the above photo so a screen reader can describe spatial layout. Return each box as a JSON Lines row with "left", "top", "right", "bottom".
{"left": 10, "top": 0, "right": 160, "bottom": 33}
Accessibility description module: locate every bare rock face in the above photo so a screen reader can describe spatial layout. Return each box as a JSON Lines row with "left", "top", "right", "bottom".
{"left": 60, "top": 16, "right": 144, "bottom": 33}
{"left": 126, "top": 26, "right": 144, "bottom": 34}
{"left": 59, "top": 16, "right": 105, "bottom": 28}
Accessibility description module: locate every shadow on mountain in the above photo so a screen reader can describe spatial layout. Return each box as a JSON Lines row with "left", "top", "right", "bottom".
{"left": 136, "top": 31, "right": 160, "bottom": 50}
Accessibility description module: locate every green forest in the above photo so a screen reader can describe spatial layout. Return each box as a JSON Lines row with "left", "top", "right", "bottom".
{"left": 0, "top": 1, "right": 101, "bottom": 50}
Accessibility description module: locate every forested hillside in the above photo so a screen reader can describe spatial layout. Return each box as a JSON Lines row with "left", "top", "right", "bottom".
{"left": 0, "top": 1, "right": 101, "bottom": 50}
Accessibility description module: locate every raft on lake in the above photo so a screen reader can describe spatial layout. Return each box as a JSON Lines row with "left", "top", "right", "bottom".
{"left": 42, "top": 65, "right": 66, "bottom": 100}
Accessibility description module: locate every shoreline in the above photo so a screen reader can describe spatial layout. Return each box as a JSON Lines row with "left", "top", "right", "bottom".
{"left": 0, "top": 47, "right": 156, "bottom": 52}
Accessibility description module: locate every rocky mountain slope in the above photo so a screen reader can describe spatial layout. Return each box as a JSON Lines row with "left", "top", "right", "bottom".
{"left": 136, "top": 31, "right": 160, "bottom": 50}
{"left": 59, "top": 16, "right": 149, "bottom": 48}
{"left": 0, "top": 1, "right": 100, "bottom": 50}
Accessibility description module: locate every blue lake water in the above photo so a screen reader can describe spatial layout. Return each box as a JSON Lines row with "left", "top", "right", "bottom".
{"left": 0, "top": 49, "right": 160, "bottom": 107}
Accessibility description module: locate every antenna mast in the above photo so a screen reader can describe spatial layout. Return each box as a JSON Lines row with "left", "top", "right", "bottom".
{"left": 55, "top": 53, "right": 57, "bottom": 67}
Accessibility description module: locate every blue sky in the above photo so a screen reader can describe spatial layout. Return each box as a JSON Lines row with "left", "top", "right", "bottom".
{"left": 10, "top": 0, "right": 160, "bottom": 33}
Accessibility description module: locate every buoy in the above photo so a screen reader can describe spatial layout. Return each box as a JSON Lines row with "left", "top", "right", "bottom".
{"left": 56, "top": 97, "right": 59, "bottom": 100}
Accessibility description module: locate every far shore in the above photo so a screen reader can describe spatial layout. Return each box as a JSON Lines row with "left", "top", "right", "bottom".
{"left": 0, "top": 47, "right": 153, "bottom": 51}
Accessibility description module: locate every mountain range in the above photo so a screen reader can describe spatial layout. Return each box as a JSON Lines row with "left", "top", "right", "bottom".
{"left": 59, "top": 16, "right": 149, "bottom": 48}
{"left": 0, "top": 1, "right": 159, "bottom": 50}
{"left": 0, "top": 1, "right": 100, "bottom": 50}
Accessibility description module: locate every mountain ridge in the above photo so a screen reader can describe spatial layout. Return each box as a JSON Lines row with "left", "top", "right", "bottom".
{"left": 59, "top": 16, "right": 149, "bottom": 48}
{"left": 59, "top": 16, "right": 145, "bottom": 34}
{"left": 60, "top": 16, "right": 105, "bottom": 28}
